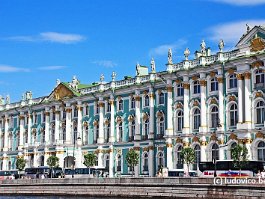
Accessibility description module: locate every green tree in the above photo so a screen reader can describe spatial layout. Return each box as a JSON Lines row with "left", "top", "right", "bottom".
{"left": 47, "top": 155, "right": 59, "bottom": 178}
{"left": 16, "top": 157, "right": 26, "bottom": 178}
{"left": 126, "top": 149, "right": 139, "bottom": 176}
{"left": 180, "top": 147, "right": 195, "bottom": 177}
{"left": 83, "top": 153, "right": 97, "bottom": 177}
{"left": 231, "top": 144, "right": 248, "bottom": 176}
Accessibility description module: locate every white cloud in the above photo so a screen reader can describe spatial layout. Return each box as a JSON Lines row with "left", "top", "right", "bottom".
{"left": 40, "top": 32, "right": 85, "bottom": 44}
{"left": 7, "top": 32, "right": 85, "bottom": 44}
{"left": 38, "top": 65, "right": 66, "bottom": 70}
{"left": 92, "top": 60, "right": 117, "bottom": 68}
{"left": 149, "top": 39, "right": 187, "bottom": 57}
{"left": 208, "top": 20, "right": 265, "bottom": 45}
{"left": 209, "top": 0, "right": 265, "bottom": 6}
{"left": 0, "top": 65, "right": 30, "bottom": 72}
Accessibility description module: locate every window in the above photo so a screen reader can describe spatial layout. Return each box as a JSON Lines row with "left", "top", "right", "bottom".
{"left": 51, "top": 128, "right": 55, "bottom": 143}
{"left": 212, "top": 143, "right": 219, "bottom": 161}
{"left": 176, "top": 146, "right": 183, "bottom": 169}
{"left": 118, "top": 122, "right": 123, "bottom": 142}
{"left": 130, "top": 120, "right": 135, "bottom": 139}
{"left": 255, "top": 69, "right": 265, "bottom": 85}
{"left": 158, "top": 116, "right": 165, "bottom": 136}
{"left": 52, "top": 113, "right": 55, "bottom": 121}
{"left": 256, "top": 101, "right": 265, "bottom": 124}
{"left": 177, "top": 84, "right": 184, "bottom": 97}
{"left": 84, "top": 126, "right": 89, "bottom": 145}
{"left": 24, "top": 130, "right": 28, "bottom": 144}
{"left": 131, "top": 97, "right": 135, "bottom": 109}
{"left": 62, "top": 128, "right": 66, "bottom": 143}
{"left": 176, "top": 111, "right": 184, "bottom": 132}
{"left": 229, "top": 104, "right": 238, "bottom": 127}
{"left": 144, "top": 95, "right": 149, "bottom": 107}
{"left": 157, "top": 152, "right": 164, "bottom": 169}
{"left": 105, "top": 154, "right": 109, "bottom": 170}
{"left": 193, "top": 80, "right": 200, "bottom": 94}
{"left": 143, "top": 153, "right": 149, "bottom": 172}
{"left": 107, "top": 102, "right": 111, "bottom": 113}
{"left": 105, "top": 123, "right": 110, "bottom": 143}
{"left": 210, "top": 106, "right": 219, "bottom": 128}
{"left": 63, "top": 111, "right": 66, "bottom": 120}
{"left": 210, "top": 77, "right": 218, "bottom": 92}
{"left": 118, "top": 99, "right": 123, "bottom": 111}
{"left": 85, "top": 106, "right": 89, "bottom": 116}
{"left": 41, "top": 130, "right": 45, "bottom": 143}
{"left": 229, "top": 74, "right": 237, "bottom": 89}
{"left": 117, "top": 154, "right": 122, "bottom": 172}
{"left": 258, "top": 141, "right": 265, "bottom": 161}
{"left": 143, "top": 119, "right": 149, "bottom": 139}
{"left": 193, "top": 145, "right": 201, "bottom": 170}
{"left": 95, "top": 103, "right": 99, "bottom": 114}
{"left": 193, "top": 109, "right": 200, "bottom": 130}
{"left": 94, "top": 124, "right": 99, "bottom": 143}
{"left": 73, "top": 107, "right": 78, "bottom": 118}
{"left": 73, "top": 127, "right": 77, "bottom": 144}
{"left": 158, "top": 93, "right": 164, "bottom": 105}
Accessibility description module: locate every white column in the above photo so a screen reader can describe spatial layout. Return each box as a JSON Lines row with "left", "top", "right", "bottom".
{"left": 200, "top": 137, "right": 207, "bottom": 161}
{"left": 44, "top": 110, "right": 50, "bottom": 145}
{"left": 199, "top": 73, "right": 207, "bottom": 132}
{"left": 33, "top": 148, "right": 38, "bottom": 167}
{"left": 109, "top": 146, "right": 114, "bottom": 177}
{"left": 166, "top": 83, "right": 173, "bottom": 136}
{"left": 56, "top": 147, "right": 65, "bottom": 168}
{"left": 19, "top": 114, "right": 25, "bottom": 150}
{"left": 182, "top": 81, "right": 190, "bottom": 134}
{"left": 44, "top": 148, "right": 49, "bottom": 166}
{"left": 134, "top": 94, "right": 141, "bottom": 141}
{"left": 245, "top": 139, "right": 253, "bottom": 160}
{"left": 3, "top": 116, "right": 9, "bottom": 151}
{"left": 65, "top": 107, "right": 72, "bottom": 145}
{"left": 98, "top": 101, "right": 104, "bottom": 144}
{"left": 133, "top": 144, "right": 140, "bottom": 177}
{"left": 166, "top": 138, "right": 173, "bottom": 170}
{"left": 55, "top": 109, "right": 60, "bottom": 143}
{"left": 2, "top": 154, "right": 8, "bottom": 170}
{"left": 97, "top": 146, "right": 104, "bottom": 167}
{"left": 237, "top": 73, "right": 244, "bottom": 124}
{"left": 110, "top": 98, "right": 115, "bottom": 143}
{"left": 148, "top": 143, "right": 154, "bottom": 177}
{"left": 77, "top": 104, "right": 82, "bottom": 138}
{"left": 217, "top": 76, "right": 224, "bottom": 130}
{"left": 27, "top": 114, "right": 32, "bottom": 145}
{"left": 244, "top": 72, "right": 252, "bottom": 125}
{"left": 149, "top": 88, "right": 154, "bottom": 139}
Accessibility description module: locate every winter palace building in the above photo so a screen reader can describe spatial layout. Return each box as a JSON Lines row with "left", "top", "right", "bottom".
{"left": 0, "top": 25, "right": 265, "bottom": 177}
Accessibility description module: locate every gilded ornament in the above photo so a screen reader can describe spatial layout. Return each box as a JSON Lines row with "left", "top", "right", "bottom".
{"left": 192, "top": 136, "right": 199, "bottom": 143}
{"left": 193, "top": 100, "right": 199, "bottom": 106}
{"left": 236, "top": 73, "right": 244, "bottom": 80}
{"left": 255, "top": 92, "right": 263, "bottom": 98}
{"left": 167, "top": 86, "right": 173, "bottom": 92}
{"left": 176, "top": 103, "right": 183, "bottom": 109}
{"left": 176, "top": 137, "right": 183, "bottom": 143}
{"left": 93, "top": 120, "right": 98, "bottom": 126}
{"left": 250, "top": 37, "right": 265, "bottom": 52}
{"left": 192, "top": 76, "right": 198, "bottom": 81}
{"left": 166, "top": 143, "right": 173, "bottom": 148}
{"left": 143, "top": 147, "right": 149, "bottom": 152}
{"left": 210, "top": 98, "right": 217, "bottom": 104}
{"left": 229, "top": 96, "right": 236, "bottom": 102}
{"left": 149, "top": 146, "right": 154, "bottom": 150}
{"left": 244, "top": 72, "right": 251, "bottom": 80}
{"left": 201, "top": 141, "right": 207, "bottom": 146}
{"left": 183, "top": 142, "right": 190, "bottom": 147}
{"left": 135, "top": 96, "right": 141, "bottom": 101}
{"left": 210, "top": 71, "right": 216, "bottom": 77}
{"left": 256, "top": 132, "right": 264, "bottom": 139}
{"left": 218, "top": 139, "right": 224, "bottom": 145}
{"left": 217, "top": 77, "right": 223, "bottom": 83}
{"left": 210, "top": 133, "right": 217, "bottom": 141}
{"left": 133, "top": 146, "right": 140, "bottom": 151}
{"left": 175, "top": 79, "right": 181, "bottom": 84}
{"left": 228, "top": 133, "right": 237, "bottom": 140}
{"left": 199, "top": 80, "right": 207, "bottom": 87}
{"left": 228, "top": 68, "right": 235, "bottom": 75}
{"left": 98, "top": 102, "right": 104, "bottom": 107}
{"left": 183, "top": 83, "right": 190, "bottom": 90}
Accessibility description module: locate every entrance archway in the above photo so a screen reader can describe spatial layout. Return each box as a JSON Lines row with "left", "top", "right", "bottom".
{"left": 64, "top": 156, "right": 75, "bottom": 168}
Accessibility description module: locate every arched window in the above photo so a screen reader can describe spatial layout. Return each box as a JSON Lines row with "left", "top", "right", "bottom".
{"left": 193, "top": 80, "right": 200, "bottom": 94}
{"left": 158, "top": 93, "right": 164, "bottom": 105}
{"left": 105, "top": 122, "right": 110, "bottom": 143}
{"left": 41, "top": 130, "right": 45, "bottom": 143}
{"left": 117, "top": 154, "right": 122, "bottom": 172}
{"left": 85, "top": 106, "right": 89, "bottom": 116}
{"left": 131, "top": 120, "right": 135, "bottom": 137}
{"left": 144, "top": 95, "right": 149, "bottom": 107}
{"left": 193, "top": 145, "right": 201, "bottom": 170}
{"left": 24, "top": 130, "right": 28, "bottom": 144}
{"left": 176, "top": 111, "right": 184, "bottom": 132}
{"left": 212, "top": 143, "right": 219, "bottom": 161}
{"left": 258, "top": 141, "right": 265, "bottom": 161}
{"left": 256, "top": 101, "right": 265, "bottom": 124}
{"left": 8, "top": 161, "right": 11, "bottom": 170}
{"left": 131, "top": 97, "right": 135, "bottom": 109}
{"left": 118, "top": 122, "right": 123, "bottom": 142}
{"left": 73, "top": 127, "right": 78, "bottom": 144}
{"left": 62, "top": 127, "right": 66, "bottom": 143}
{"left": 107, "top": 102, "right": 111, "bottom": 113}
{"left": 118, "top": 99, "right": 123, "bottom": 111}
{"left": 229, "top": 74, "right": 237, "bottom": 89}
{"left": 73, "top": 107, "right": 78, "bottom": 118}
{"left": 177, "top": 84, "right": 184, "bottom": 97}
{"left": 158, "top": 116, "right": 165, "bottom": 136}
{"left": 105, "top": 154, "right": 109, "bottom": 170}
{"left": 210, "top": 106, "right": 219, "bottom": 128}
{"left": 193, "top": 109, "right": 200, "bottom": 130}
{"left": 84, "top": 125, "right": 89, "bottom": 145}
{"left": 143, "top": 119, "right": 149, "bottom": 139}
{"left": 176, "top": 146, "right": 183, "bottom": 169}
{"left": 229, "top": 104, "right": 238, "bottom": 127}
{"left": 210, "top": 77, "right": 218, "bottom": 92}
{"left": 63, "top": 111, "right": 66, "bottom": 119}
{"left": 157, "top": 152, "right": 164, "bottom": 169}
{"left": 143, "top": 153, "right": 149, "bottom": 172}
{"left": 51, "top": 128, "right": 55, "bottom": 143}
{"left": 95, "top": 103, "right": 99, "bottom": 114}
{"left": 94, "top": 124, "right": 99, "bottom": 144}
{"left": 255, "top": 69, "right": 265, "bottom": 85}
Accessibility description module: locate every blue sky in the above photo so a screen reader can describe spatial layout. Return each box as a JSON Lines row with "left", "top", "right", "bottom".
{"left": 0, "top": 0, "right": 265, "bottom": 102}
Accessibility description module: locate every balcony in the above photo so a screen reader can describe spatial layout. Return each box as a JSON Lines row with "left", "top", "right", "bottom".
{"left": 254, "top": 82, "right": 265, "bottom": 89}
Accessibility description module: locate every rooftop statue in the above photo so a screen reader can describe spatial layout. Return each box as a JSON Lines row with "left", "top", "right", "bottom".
{"left": 56, "top": 79, "right": 61, "bottom": 86}
{"left": 111, "top": 71, "right": 116, "bottom": 81}
{"left": 218, "top": 39, "right": 225, "bottom": 52}
{"left": 184, "top": 48, "right": 190, "bottom": 60}
{"left": 200, "top": 40, "right": 206, "bottom": 56}
{"left": 0, "top": 96, "right": 3, "bottom": 105}
{"left": 100, "top": 74, "right": 104, "bottom": 82}
{"left": 151, "top": 58, "right": 156, "bottom": 73}
{"left": 136, "top": 63, "right": 140, "bottom": 76}
{"left": 168, "top": 48, "right": 173, "bottom": 64}
{"left": 6, "top": 95, "right": 10, "bottom": 105}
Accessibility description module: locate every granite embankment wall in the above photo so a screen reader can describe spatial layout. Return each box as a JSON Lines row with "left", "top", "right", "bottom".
{"left": 0, "top": 177, "right": 265, "bottom": 198}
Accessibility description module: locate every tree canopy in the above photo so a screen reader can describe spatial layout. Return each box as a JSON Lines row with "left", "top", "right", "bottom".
{"left": 47, "top": 155, "right": 59, "bottom": 168}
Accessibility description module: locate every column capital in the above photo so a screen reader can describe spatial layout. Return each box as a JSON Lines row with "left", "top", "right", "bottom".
{"left": 98, "top": 102, "right": 105, "bottom": 107}
{"left": 199, "top": 79, "right": 207, "bottom": 86}
{"left": 183, "top": 83, "right": 190, "bottom": 89}
{"left": 236, "top": 73, "right": 244, "bottom": 80}
{"left": 19, "top": 115, "right": 25, "bottom": 120}
{"left": 244, "top": 72, "right": 251, "bottom": 79}
{"left": 217, "top": 77, "right": 223, "bottom": 83}
{"left": 65, "top": 107, "right": 72, "bottom": 113}
{"left": 135, "top": 95, "right": 141, "bottom": 101}
{"left": 166, "top": 86, "right": 173, "bottom": 92}
{"left": 45, "top": 112, "right": 50, "bottom": 116}
{"left": 149, "top": 93, "right": 154, "bottom": 98}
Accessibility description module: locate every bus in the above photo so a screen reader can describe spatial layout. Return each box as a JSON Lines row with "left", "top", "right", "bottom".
{"left": 199, "top": 160, "right": 265, "bottom": 177}
{"left": 24, "top": 166, "right": 63, "bottom": 179}
{"left": 168, "top": 169, "right": 197, "bottom": 177}
{"left": 65, "top": 167, "right": 108, "bottom": 178}
{"left": 0, "top": 170, "right": 19, "bottom": 180}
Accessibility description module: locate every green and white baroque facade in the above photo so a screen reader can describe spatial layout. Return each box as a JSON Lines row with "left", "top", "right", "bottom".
{"left": 0, "top": 25, "right": 265, "bottom": 177}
